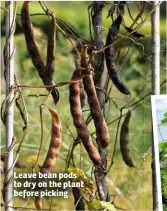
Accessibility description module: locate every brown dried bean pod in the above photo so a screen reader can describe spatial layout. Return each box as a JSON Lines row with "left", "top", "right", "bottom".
{"left": 80, "top": 45, "right": 88, "bottom": 68}
{"left": 120, "top": 111, "right": 135, "bottom": 167}
{"left": 83, "top": 75, "right": 110, "bottom": 148}
{"left": 105, "top": 15, "right": 131, "bottom": 95}
{"left": 46, "top": 13, "right": 56, "bottom": 76}
{"left": 41, "top": 108, "right": 62, "bottom": 173}
{"left": 21, "top": 2, "right": 45, "bottom": 77}
{"left": 35, "top": 108, "right": 62, "bottom": 209}
{"left": 74, "top": 53, "right": 87, "bottom": 108}
{"left": 123, "top": 26, "right": 145, "bottom": 38}
{"left": 69, "top": 68, "right": 101, "bottom": 165}
{"left": 34, "top": 196, "right": 43, "bottom": 210}
{"left": 21, "top": 2, "right": 58, "bottom": 104}
{"left": 80, "top": 81, "right": 87, "bottom": 108}
{"left": 80, "top": 46, "right": 110, "bottom": 148}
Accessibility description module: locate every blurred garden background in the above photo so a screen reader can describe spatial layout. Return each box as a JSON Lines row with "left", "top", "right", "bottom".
{"left": 1, "top": 1, "right": 166, "bottom": 210}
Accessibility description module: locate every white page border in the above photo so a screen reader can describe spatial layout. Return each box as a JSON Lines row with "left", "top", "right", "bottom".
{"left": 151, "top": 95, "right": 166, "bottom": 211}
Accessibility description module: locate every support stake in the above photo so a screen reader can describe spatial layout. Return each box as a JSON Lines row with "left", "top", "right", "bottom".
{"left": 4, "top": 2, "right": 15, "bottom": 211}
{"left": 151, "top": 2, "right": 163, "bottom": 211}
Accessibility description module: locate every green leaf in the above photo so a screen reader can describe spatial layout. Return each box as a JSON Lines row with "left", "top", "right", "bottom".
{"left": 160, "top": 150, "right": 167, "bottom": 158}
{"left": 87, "top": 200, "right": 117, "bottom": 211}
{"left": 159, "top": 141, "right": 167, "bottom": 149}
{"left": 164, "top": 112, "right": 167, "bottom": 118}
{"left": 161, "top": 118, "right": 167, "bottom": 125}
{"left": 100, "top": 201, "right": 117, "bottom": 210}
{"left": 161, "top": 112, "right": 167, "bottom": 125}
{"left": 87, "top": 200, "right": 102, "bottom": 210}
{"left": 67, "top": 167, "right": 85, "bottom": 180}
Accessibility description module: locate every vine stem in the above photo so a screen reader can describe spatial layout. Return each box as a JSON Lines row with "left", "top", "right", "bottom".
{"left": 107, "top": 109, "right": 123, "bottom": 173}
{"left": 92, "top": 1, "right": 109, "bottom": 201}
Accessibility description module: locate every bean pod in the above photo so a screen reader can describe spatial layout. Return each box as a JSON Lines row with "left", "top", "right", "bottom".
{"left": 21, "top": 2, "right": 58, "bottom": 104}
{"left": 120, "top": 111, "right": 135, "bottom": 167}
{"left": 81, "top": 46, "right": 110, "bottom": 148}
{"left": 105, "top": 15, "right": 131, "bottom": 95}
{"left": 41, "top": 108, "right": 62, "bottom": 173}
{"left": 35, "top": 108, "right": 62, "bottom": 209}
{"left": 69, "top": 68, "right": 101, "bottom": 165}
{"left": 46, "top": 12, "right": 56, "bottom": 76}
